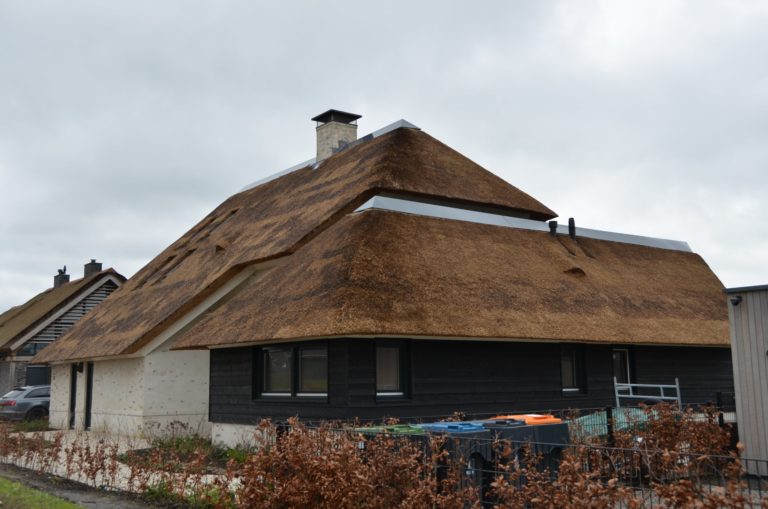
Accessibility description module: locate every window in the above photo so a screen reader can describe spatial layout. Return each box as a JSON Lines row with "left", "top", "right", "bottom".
{"left": 263, "top": 347, "right": 292, "bottom": 395}
{"left": 561, "top": 345, "right": 585, "bottom": 393}
{"left": 258, "top": 343, "right": 327, "bottom": 398}
{"left": 26, "top": 366, "right": 51, "bottom": 386}
{"left": 376, "top": 343, "right": 406, "bottom": 397}
{"left": 27, "top": 387, "right": 49, "bottom": 398}
{"left": 612, "top": 349, "right": 631, "bottom": 384}
{"left": 298, "top": 345, "right": 328, "bottom": 395}
{"left": 17, "top": 342, "right": 50, "bottom": 357}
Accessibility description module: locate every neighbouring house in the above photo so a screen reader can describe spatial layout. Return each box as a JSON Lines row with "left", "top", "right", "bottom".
{"left": 34, "top": 111, "right": 734, "bottom": 445}
{"left": 724, "top": 285, "right": 768, "bottom": 472}
{"left": 0, "top": 261, "right": 124, "bottom": 397}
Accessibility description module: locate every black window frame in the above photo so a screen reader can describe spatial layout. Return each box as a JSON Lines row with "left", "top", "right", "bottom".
{"left": 261, "top": 345, "right": 294, "bottom": 396}
{"left": 612, "top": 348, "right": 633, "bottom": 385}
{"left": 254, "top": 342, "right": 329, "bottom": 400}
{"left": 375, "top": 340, "right": 409, "bottom": 400}
{"left": 297, "top": 343, "right": 329, "bottom": 396}
{"left": 560, "top": 344, "right": 586, "bottom": 395}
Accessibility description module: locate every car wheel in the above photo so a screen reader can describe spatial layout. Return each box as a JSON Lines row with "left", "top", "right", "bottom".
{"left": 25, "top": 407, "right": 48, "bottom": 421}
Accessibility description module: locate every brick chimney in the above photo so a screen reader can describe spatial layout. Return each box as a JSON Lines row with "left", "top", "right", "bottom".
{"left": 312, "top": 109, "right": 361, "bottom": 162}
{"left": 53, "top": 266, "right": 69, "bottom": 288}
{"left": 84, "top": 259, "right": 102, "bottom": 278}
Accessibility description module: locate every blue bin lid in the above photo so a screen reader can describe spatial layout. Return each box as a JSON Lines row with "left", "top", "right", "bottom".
{"left": 417, "top": 422, "right": 487, "bottom": 433}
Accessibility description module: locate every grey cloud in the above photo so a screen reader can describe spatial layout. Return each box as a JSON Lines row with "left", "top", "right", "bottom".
{"left": 1, "top": 0, "right": 766, "bottom": 309}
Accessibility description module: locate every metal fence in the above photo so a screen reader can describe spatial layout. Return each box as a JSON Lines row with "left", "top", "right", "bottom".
{"left": 410, "top": 436, "right": 768, "bottom": 507}
{"left": 312, "top": 401, "right": 757, "bottom": 507}
{"left": 289, "top": 400, "right": 758, "bottom": 506}
{"left": 318, "top": 402, "right": 736, "bottom": 448}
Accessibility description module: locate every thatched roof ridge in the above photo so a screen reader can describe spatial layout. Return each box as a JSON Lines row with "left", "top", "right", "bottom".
{"left": 171, "top": 210, "right": 729, "bottom": 350}
{"left": 34, "top": 127, "right": 556, "bottom": 363}
{"left": 0, "top": 269, "right": 124, "bottom": 353}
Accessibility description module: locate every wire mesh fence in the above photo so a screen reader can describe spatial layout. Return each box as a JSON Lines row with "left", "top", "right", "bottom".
{"left": 0, "top": 409, "right": 760, "bottom": 508}
{"left": 306, "top": 401, "right": 736, "bottom": 448}
{"left": 346, "top": 431, "right": 768, "bottom": 507}
{"left": 299, "top": 403, "right": 761, "bottom": 508}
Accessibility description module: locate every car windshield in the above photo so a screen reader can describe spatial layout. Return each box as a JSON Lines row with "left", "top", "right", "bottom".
{"left": 2, "top": 390, "right": 24, "bottom": 399}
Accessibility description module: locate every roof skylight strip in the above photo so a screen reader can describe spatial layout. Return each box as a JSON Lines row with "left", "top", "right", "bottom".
{"left": 355, "top": 195, "right": 692, "bottom": 253}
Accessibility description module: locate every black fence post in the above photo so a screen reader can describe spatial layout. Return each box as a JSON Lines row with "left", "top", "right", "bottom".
{"left": 276, "top": 420, "right": 290, "bottom": 439}
{"left": 605, "top": 406, "right": 614, "bottom": 447}
{"left": 716, "top": 392, "right": 726, "bottom": 427}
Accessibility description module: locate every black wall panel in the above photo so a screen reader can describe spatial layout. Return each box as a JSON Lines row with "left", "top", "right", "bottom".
{"left": 209, "top": 340, "right": 734, "bottom": 424}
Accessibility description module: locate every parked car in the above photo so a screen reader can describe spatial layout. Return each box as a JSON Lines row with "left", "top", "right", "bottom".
{"left": 0, "top": 385, "right": 50, "bottom": 421}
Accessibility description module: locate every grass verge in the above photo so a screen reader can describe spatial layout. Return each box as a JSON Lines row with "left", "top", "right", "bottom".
{"left": 12, "top": 418, "right": 51, "bottom": 433}
{"left": 119, "top": 434, "right": 250, "bottom": 474}
{"left": 0, "top": 477, "right": 80, "bottom": 509}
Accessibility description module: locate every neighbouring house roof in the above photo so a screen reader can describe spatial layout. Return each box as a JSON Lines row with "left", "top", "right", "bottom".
{"left": 0, "top": 269, "right": 125, "bottom": 355}
{"left": 724, "top": 284, "right": 768, "bottom": 294}
{"left": 170, "top": 209, "right": 728, "bottom": 350}
{"left": 34, "top": 127, "right": 556, "bottom": 363}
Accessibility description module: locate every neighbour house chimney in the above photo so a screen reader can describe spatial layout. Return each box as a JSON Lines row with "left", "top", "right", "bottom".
{"left": 312, "top": 109, "right": 361, "bottom": 162}
{"left": 84, "top": 259, "right": 102, "bottom": 277}
{"left": 53, "top": 266, "right": 69, "bottom": 288}
{"left": 568, "top": 218, "right": 576, "bottom": 239}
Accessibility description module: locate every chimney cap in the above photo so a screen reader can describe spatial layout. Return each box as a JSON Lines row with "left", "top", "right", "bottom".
{"left": 311, "top": 109, "right": 361, "bottom": 124}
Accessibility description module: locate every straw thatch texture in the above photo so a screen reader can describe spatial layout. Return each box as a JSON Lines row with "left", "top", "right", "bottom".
{"left": 171, "top": 209, "right": 728, "bottom": 350}
{"left": 34, "top": 127, "right": 556, "bottom": 363}
{"left": 0, "top": 269, "right": 123, "bottom": 354}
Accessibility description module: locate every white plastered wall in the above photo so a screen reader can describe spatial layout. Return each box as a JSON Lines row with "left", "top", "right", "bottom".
{"left": 212, "top": 422, "right": 268, "bottom": 448}
{"left": 89, "top": 357, "right": 144, "bottom": 436}
{"left": 52, "top": 353, "right": 210, "bottom": 439}
{"left": 50, "top": 361, "right": 100, "bottom": 431}
{"left": 142, "top": 349, "right": 210, "bottom": 437}
{"left": 49, "top": 364, "right": 70, "bottom": 429}
{"left": 46, "top": 264, "right": 265, "bottom": 439}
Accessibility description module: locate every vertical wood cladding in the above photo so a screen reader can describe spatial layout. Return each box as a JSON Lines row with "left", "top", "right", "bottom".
{"left": 209, "top": 340, "right": 734, "bottom": 424}
{"left": 633, "top": 346, "right": 734, "bottom": 405}
{"left": 727, "top": 289, "right": 768, "bottom": 468}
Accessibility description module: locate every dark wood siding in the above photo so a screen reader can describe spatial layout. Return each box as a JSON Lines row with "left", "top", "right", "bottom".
{"left": 209, "top": 339, "right": 734, "bottom": 424}
{"left": 633, "top": 346, "right": 734, "bottom": 405}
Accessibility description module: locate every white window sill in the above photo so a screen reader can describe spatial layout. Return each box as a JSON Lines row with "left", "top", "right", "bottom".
{"left": 261, "top": 393, "right": 328, "bottom": 398}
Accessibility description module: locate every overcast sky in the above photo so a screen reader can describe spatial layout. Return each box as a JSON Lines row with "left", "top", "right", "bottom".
{"left": 1, "top": 1, "right": 767, "bottom": 311}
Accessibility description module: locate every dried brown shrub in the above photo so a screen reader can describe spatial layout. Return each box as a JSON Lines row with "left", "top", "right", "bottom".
{"left": 613, "top": 403, "right": 731, "bottom": 456}
{"left": 0, "top": 411, "right": 764, "bottom": 508}
{"left": 489, "top": 444, "right": 643, "bottom": 508}
{"left": 236, "top": 418, "right": 482, "bottom": 509}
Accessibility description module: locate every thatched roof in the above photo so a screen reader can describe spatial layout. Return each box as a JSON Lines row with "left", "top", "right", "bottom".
{"left": 0, "top": 269, "right": 124, "bottom": 355}
{"left": 171, "top": 210, "right": 728, "bottom": 349}
{"left": 34, "top": 127, "right": 556, "bottom": 363}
